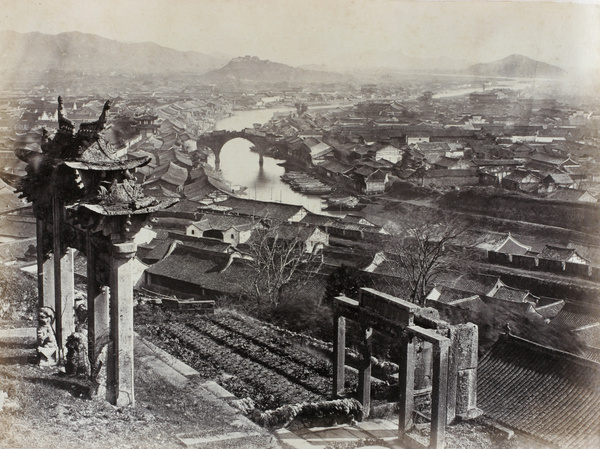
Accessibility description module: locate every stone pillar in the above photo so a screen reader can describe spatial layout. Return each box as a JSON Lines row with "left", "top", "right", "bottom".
{"left": 107, "top": 241, "right": 137, "bottom": 407}
{"left": 357, "top": 327, "right": 373, "bottom": 419}
{"left": 42, "top": 256, "right": 55, "bottom": 310}
{"left": 332, "top": 314, "right": 346, "bottom": 397}
{"left": 54, "top": 247, "right": 75, "bottom": 357}
{"left": 398, "top": 334, "right": 416, "bottom": 438}
{"left": 430, "top": 341, "right": 450, "bottom": 449}
{"left": 415, "top": 341, "right": 433, "bottom": 390}
{"left": 453, "top": 324, "right": 480, "bottom": 419}
{"left": 36, "top": 218, "right": 55, "bottom": 310}
{"left": 52, "top": 198, "right": 75, "bottom": 359}
{"left": 86, "top": 233, "right": 105, "bottom": 364}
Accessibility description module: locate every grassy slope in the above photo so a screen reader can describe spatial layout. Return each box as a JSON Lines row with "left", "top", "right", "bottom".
{"left": 0, "top": 329, "right": 275, "bottom": 449}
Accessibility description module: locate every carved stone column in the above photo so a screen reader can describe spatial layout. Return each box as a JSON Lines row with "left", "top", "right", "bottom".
{"left": 107, "top": 241, "right": 137, "bottom": 407}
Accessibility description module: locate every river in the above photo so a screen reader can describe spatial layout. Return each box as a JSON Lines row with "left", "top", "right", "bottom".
{"left": 206, "top": 107, "right": 328, "bottom": 214}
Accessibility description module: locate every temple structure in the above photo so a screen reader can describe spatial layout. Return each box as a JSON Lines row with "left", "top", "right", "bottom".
{"left": 16, "top": 97, "right": 177, "bottom": 406}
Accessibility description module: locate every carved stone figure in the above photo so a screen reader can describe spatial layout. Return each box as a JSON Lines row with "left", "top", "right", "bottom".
{"left": 74, "top": 296, "right": 88, "bottom": 332}
{"left": 37, "top": 307, "right": 58, "bottom": 367}
{"left": 65, "top": 330, "right": 90, "bottom": 377}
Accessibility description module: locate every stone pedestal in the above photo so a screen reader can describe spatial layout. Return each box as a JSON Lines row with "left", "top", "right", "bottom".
{"left": 107, "top": 242, "right": 137, "bottom": 407}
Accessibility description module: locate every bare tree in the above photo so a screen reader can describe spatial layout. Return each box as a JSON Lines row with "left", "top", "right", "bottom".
{"left": 245, "top": 224, "right": 323, "bottom": 308}
{"left": 384, "top": 219, "right": 467, "bottom": 306}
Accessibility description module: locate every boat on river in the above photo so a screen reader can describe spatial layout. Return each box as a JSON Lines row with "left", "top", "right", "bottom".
{"left": 202, "top": 163, "right": 248, "bottom": 198}
{"left": 281, "top": 171, "right": 333, "bottom": 195}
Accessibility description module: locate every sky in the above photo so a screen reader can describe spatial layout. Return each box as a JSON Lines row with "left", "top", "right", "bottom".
{"left": 1, "top": 0, "right": 599, "bottom": 72}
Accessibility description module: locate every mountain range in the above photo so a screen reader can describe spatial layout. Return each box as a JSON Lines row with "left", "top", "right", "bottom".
{"left": 461, "top": 54, "right": 565, "bottom": 78}
{"left": 0, "top": 30, "right": 226, "bottom": 75}
{"left": 0, "top": 31, "right": 565, "bottom": 82}
{"left": 199, "top": 56, "right": 346, "bottom": 85}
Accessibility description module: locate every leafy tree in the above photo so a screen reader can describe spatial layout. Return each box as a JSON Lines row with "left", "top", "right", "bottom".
{"left": 294, "top": 102, "right": 308, "bottom": 117}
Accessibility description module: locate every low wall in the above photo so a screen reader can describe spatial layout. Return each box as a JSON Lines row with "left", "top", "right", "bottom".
{"left": 487, "top": 251, "right": 599, "bottom": 281}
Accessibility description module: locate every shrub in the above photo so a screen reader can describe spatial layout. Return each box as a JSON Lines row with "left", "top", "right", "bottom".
{"left": 0, "top": 265, "right": 37, "bottom": 321}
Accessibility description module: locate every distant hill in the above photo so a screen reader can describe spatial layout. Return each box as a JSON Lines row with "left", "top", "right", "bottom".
{"left": 200, "top": 55, "right": 346, "bottom": 85}
{"left": 461, "top": 54, "right": 565, "bottom": 78}
{"left": 0, "top": 30, "right": 226, "bottom": 75}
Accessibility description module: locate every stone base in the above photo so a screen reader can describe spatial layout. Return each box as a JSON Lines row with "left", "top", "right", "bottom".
{"left": 37, "top": 347, "right": 58, "bottom": 367}
{"left": 456, "top": 407, "right": 484, "bottom": 421}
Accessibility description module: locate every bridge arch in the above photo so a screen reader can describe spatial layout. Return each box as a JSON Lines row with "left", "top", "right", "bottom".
{"left": 196, "top": 131, "right": 270, "bottom": 163}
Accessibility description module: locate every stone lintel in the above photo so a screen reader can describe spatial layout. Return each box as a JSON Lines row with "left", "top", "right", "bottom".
{"left": 359, "top": 287, "right": 416, "bottom": 326}
{"left": 408, "top": 325, "right": 451, "bottom": 346}
{"left": 334, "top": 295, "right": 359, "bottom": 308}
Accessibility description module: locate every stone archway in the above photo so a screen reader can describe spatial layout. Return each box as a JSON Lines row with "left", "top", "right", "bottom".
{"left": 18, "top": 97, "right": 177, "bottom": 407}
{"left": 333, "top": 288, "right": 480, "bottom": 449}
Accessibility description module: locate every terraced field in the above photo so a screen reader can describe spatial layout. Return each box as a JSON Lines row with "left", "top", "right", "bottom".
{"left": 144, "top": 312, "right": 345, "bottom": 410}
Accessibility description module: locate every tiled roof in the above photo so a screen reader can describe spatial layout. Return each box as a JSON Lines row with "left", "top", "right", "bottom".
{"left": 478, "top": 334, "right": 600, "bottom": 449}
{"left": 190, "top": 214, "right": 256, "bottom": 232}
{"left": 414, "top": 142, "right": 450, "bottom": 152}
{"left": 533, "top": 298, "right": 564, "bottom": 320}
{"left": 145, "top": 246, "right": 253, "bottom": 294}
{"left": 491, "top": 286, "right": 534, "bottom": 303}
{"left": 422, "top": 168, "right": 478, "bottom": 179}
{"left": 161, "top": 161, "right": 188, "bottom": 187}
{"left": 317, "top": 159, "right": 353, "bottom": 174}
{"left": 211, "top": 198, "right": 306, "bottom": 222}
{"left": 548, "top": 188, "right": 597, "bottom": 203}
{"left": 551, "top": 310, "right": 599, "bottom": 330}
{"left": 300, "top": 213, "right": 336, "bottom": 227}
{"left": 538, "top": 245, "right": 579, "bottom": 262}
{"left": 428, "top": 285, "right": 482, "bottom": 305}
{"left": 435, "top": 273, "right": 501, "bottom": 296}
{"left": 574, "top": 324, "right": 600, "bottom": 349}
{"left": 494, "top": 234, "right": 531, "bottom": 255}
{"left": 544, "top": 173, "right": 574, "bottom": 185}
{"left": 503, "top": 170, "right": 541, "bottom": 183}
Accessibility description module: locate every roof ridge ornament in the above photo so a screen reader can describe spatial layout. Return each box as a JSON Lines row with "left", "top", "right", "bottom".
{"left": 57, "top": 96, "right": 75, "bottom": 135}
{"left": 77, "top": 100, "right": 111, "bottom": 139}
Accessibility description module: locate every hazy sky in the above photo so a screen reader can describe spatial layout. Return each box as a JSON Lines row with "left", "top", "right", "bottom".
{"left": 1, "top": 0, "right": 599, "bottom": 71}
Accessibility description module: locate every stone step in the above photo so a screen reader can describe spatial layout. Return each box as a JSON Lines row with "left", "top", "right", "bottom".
{"left": 176, "top": 430, "right": 266, "bottom": 447}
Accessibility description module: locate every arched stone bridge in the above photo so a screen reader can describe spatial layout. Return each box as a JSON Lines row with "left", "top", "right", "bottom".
{"left": 196, "top": 130, "right": 283, "bottom": 166}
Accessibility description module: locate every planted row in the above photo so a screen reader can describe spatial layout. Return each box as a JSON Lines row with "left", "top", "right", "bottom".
{"left": 186, "top": 320, "right": 331, "bottom": 396}
{"left": 206, "top": 314, "right": 332, "bottom": 377}
{"left": 163, "top": 322, "right": 324, "bottom": 409}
